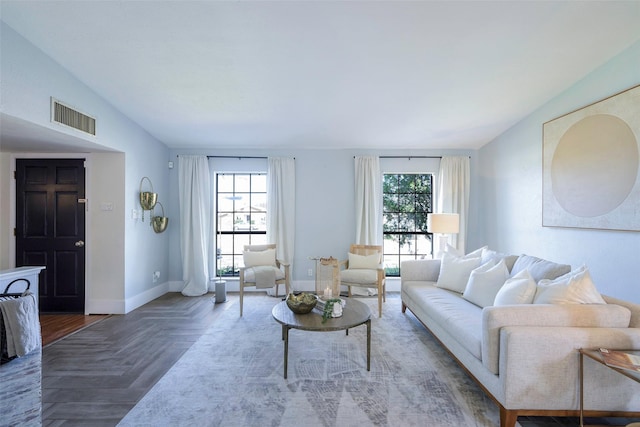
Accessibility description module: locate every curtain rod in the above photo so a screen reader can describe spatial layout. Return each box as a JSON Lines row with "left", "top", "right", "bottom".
{"left": 354, "top": 156, "right": 441, "bottom": 159}
{"left": 207, "top": 155, "right": 267, "bottom": 159}
{"left": 354, "top": 156, "right": 470, "bottom": 159}
{"left": 176, "top": 155, "right": 295, "bottom": 159}
{"left": 379, "top": 156, "right": 442, "bottom": 159}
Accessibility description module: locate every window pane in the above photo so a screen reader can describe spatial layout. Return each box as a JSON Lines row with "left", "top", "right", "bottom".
{"left": 217, "top": 213, "right": 232, "bottom": 232}
{"left": 383, "top": 174, "right": 398, "bottom": 193}
{"left": 415, "top": 193, "right": 432, "bottom": 213}
{"left": 236, "top": 175, "right": 250, "bottom": 192}
{"left": 383, "top": 255, "right": 399, "bottom": 276}
{"left": 416, "top": 234, "right": 432, "bottom": 256}
{"left": 218, "top": 255, "right": 234, "bottom": 277}
{"left": 252, "top": 213, "right": 266, "bottom": 231}
{"left": 398, "top": 174, "right": 414, "bottom": 190}
{"left": 399, "top": 234, "right": 415, "bottom": 254}
{"left": 218, "top": 175, "right": 234, "bottom": 192}
{"left": 383, "top": 212, "right": 400, "bottom": 232}
{"left": 398, "top": 194, "right": 415, "bottom": 212}
{"left": 235, "top": 195, "right": 250, "bottom": 213}
{"left": 252, "top": 194, "right": 267, "bottom": 212}
{"left": 397, "top": 213, "right": 415, "bottom": 231}
{"left": 235, "top": 234, "right": 251, "bottom": 250}
{"left": 415, "top": 174, "right": 431, "bottom": 191}
{"left": 383, "top": 235, "right": 399, "bottom": 254}
{"left": 218, "top": 195, "right": 234, "bottom": 211}
{"left": 383, "top": 193, "right": 397, "bottom": 209}
{"left": 251, "top": 175, "right": 266, "bottom": 192}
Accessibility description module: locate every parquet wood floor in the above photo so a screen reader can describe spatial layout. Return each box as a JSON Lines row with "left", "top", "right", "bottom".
{"left": 40, "top": 293, "right": 634, "bottom": 427}
{"left": 41, "top": 314, "right": 110, "bottom": 347}
{"left": 42, "top": 292, "right": 224, "bottom": 426}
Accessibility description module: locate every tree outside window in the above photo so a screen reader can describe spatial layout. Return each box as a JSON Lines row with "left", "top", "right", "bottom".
{"left": 383, "top": 174, "right": 433, "bottom": 276}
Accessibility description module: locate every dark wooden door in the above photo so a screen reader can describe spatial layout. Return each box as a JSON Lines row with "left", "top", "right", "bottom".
{"left": 15, "top": 159, "right": 86, "bottom": 313}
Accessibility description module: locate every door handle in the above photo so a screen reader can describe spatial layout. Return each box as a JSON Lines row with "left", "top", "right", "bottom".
{"left": 75, "top": 240, "right": 85, "bottom": 247}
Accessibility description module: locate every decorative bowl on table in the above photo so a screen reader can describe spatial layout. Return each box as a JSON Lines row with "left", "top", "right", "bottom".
{"left": 286, "top": 292, "right": 318, "bottom": 314}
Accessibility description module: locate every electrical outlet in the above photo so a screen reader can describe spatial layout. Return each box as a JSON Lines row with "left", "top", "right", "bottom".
{"left": 153, "top": 271, "right": 160, "bottom": 283}
{"left": 307, "top": 268, "right": 313, "bottom": 277}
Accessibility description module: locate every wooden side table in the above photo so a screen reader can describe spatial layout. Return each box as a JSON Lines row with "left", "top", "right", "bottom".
{"left": 579, "top": 348, "right": 640, "bottom": 427}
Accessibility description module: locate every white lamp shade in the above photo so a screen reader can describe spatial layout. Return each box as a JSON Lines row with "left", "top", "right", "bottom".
{"left": 427, "top": 213, "right": 460, "bottom": 234}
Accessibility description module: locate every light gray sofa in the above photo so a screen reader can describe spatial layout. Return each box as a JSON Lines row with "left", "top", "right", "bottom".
{"left": 400, "top": 252, "right": 640, "bottom": 427}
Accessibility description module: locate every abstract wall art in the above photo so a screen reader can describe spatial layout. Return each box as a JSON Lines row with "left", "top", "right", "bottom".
{"left": 543, "top": 85, "right": 640, "bottom": 231}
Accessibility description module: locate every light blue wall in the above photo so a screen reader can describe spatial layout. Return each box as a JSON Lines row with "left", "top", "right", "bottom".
{"left": 166, "top": 149, "right": 476, "bottom": 286}
{"left": 0, "top": 22, "right": 171, "bottom": 312}
{"left": 6, "top": 17, "right": 636, "bottom": 306}
{"left": 477, "top": 40, "right": 640, "bottom": 303}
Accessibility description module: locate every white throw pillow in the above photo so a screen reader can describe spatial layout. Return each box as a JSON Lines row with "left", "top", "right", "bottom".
{"left": 493, "top": 269, "right": 536, "bottom": 306}
{"left": 533, "top": 265, "right": 606, "bottom": 304}
{"left": 243, "top": 248, "right": 276, "bottom": 267}
{"left": 463, "top": 259, "right": 509, "bottom": 308}
{"left": 348, "top": 252, "right": 379, "bottom": 269}
{"left": 436, "top": 253, "right": 482, "bottom": 293}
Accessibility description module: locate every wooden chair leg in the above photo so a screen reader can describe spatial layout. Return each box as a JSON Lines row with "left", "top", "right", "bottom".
{"left": 377, "top": 286, "right": 382, "bottom": 317}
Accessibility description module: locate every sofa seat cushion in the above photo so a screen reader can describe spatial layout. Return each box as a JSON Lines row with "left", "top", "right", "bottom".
{"left": 404, "top": 283, "right": 483, "bottom": 360}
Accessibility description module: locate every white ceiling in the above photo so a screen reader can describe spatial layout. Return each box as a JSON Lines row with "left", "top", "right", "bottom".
{"left": 1, "top": 1, "right": 639, "bottom": 152}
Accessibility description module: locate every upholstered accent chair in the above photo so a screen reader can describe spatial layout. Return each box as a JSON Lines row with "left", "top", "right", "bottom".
{"left": 238, "top": 244, "right": 290, "bottom": 316}
{"left": 339, "top": 244, "right": 386, "bottom": 317}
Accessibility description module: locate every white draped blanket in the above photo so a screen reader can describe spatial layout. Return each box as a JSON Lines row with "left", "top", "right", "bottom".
{"left": 0, "top": 292, "right": 41, "bottom": 357}
{"left": 250, "top": 266, "right": 277, "bottom": 289}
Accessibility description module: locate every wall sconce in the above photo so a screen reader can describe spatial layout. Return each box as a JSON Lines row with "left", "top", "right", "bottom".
{"left": 427, "top": 213, "right": 460, "bottom": 259}
{"left": 139, "top": 176, "right": 157, "bottom": 221}
{"left": 151, "top": 202, "right": 169, "bottom": 233}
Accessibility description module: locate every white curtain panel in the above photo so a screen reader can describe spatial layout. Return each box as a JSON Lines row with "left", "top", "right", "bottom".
{"left": 267, "top": 157, "right": 295, "bottom": 268}
{"left": 437, "top": 156, "right": 470, "bottom": 254}
{"left": 178, "top": 155, "right": 211, "bottom": 296}
{"left": 354, "top": 156, "right": 382, "bottom": 245}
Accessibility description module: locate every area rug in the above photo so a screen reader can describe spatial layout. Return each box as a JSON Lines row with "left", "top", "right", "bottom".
{"left": 117, "top": 294, "right": 502, "bottom": 427}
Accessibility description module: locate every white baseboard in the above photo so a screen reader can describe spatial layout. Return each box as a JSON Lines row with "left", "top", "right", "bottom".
{"left": 87, "top": 282, "right": 171, "bottom": 314}
{"left": 86, "top": 298, "right": 126, "bottom": 315}
{"left": 86, "top": 278, "right": 400, "bottom": 315}
{"left": 125, "top": 282, "right": 169, "bottom": 313}
{"left": 168, "top": 280, "right": 185, "bottom": 292}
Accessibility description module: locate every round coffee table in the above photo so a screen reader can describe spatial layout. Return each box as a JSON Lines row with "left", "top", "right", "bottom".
{"left": 272, "top": 298, "right": 372, "bottom": 379}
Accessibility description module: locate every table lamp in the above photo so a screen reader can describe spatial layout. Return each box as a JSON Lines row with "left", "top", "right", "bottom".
{"left": 427, "top": 213, "right": 460, "bottom": 259}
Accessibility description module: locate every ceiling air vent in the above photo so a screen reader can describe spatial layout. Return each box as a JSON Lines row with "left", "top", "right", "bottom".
{"left": 51, "top": 98, "right": 96, "bottom": 136}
